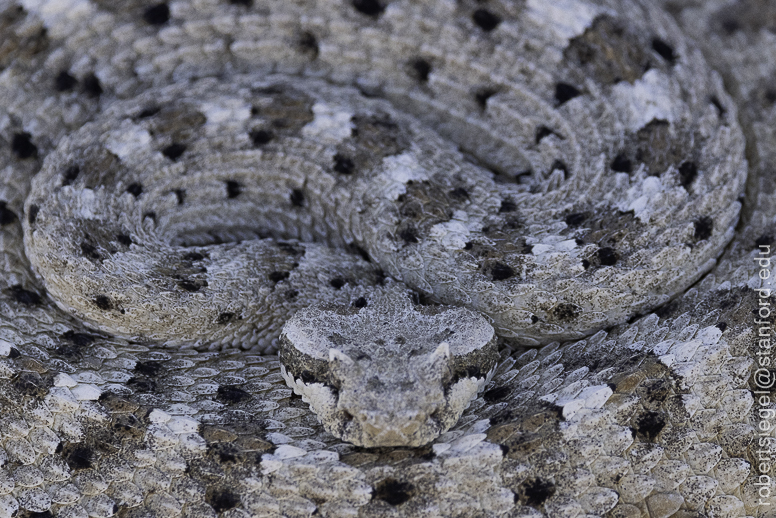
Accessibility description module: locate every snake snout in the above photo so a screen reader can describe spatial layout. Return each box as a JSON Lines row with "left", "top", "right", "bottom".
{"left": 349, "top": 409, "right": 434, "bottom": 446}
{"left": 353, "top": 409, "right": 423, "bottom": 430}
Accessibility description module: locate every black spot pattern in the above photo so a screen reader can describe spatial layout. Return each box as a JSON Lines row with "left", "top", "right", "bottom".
{"left": 550, "top": 303, "right": 580, "bottom": 321}
{"left": 14, "top": 371, "right": 51, "bottom": 398}
{"left": 225, "top": 180, "right": 242, "bottom": 198}
{"left": 27, "top": 204, "right": 39, "bottom": 225}
{"left": 60, "top": 330, "right": 96, "bottom": 348}
{"left": 475, "top": 87, "right": 498, "bottom": 109}
{"left": 249, "top": 129, "right": 273, "bottom": 146}
{"left": 399, "top": 227, "right": 420, "bottom": 244}
{"left": 54, "top": 70, "right": 77, "bottom": 91}
{"left": 162, "top": 143, "right": 186, "bottom": 161}
{"left": 10, "top": 285, "right": 41, "bottom": 305}
{"left": 554, "top": 82, "right": 581, "bottom": 105}
{"left": 374, "top": 479, "right": 414, "bottom": 506}
{"left": 489, "top": 262, "right": 515, "bottom": 281}
{"left": 352, "top": 0, "right": 384, "bottom": 17}
{"left": 449, "top": 187, "right": 469, "bottom": 200}
{"left": 117, "top": 233, "right": 132, "bottom": 246}
{"left": 135, "top": 361, "right": 164, "bottom": 377}
{"left": 564, "top": 213, "right": 586, "bottom": 226}
{"left": 499, "top": 199, "right": 517, "bottom": 213}
{"left": 651, "top": 38, "right": 677, "bottom": 64}
{"left": 93, "top": 295, "right": 113, "bottom": 310}
{"left": 472, "top": 8, "right": 501, "bottom": 32}
{"left": 0, "top": 201, "right": 18, "bottom": 226}
{"left": 610, "top": 153, "right": 633, "bottom": 173}
{"left": 143, "top": 3, "right": 170, "bottom": 25}
{"left": 597, "top": 247, "right": 618, "bottom": 266}
{"left": 290, "top": 188, "right": 305, "bottom": 207}
{"left": 710, "top": 96, "right": 725, "bottom": 116}
{"left": 408, "top": 58, "right": 431, "bottom": 82}
{"left": 549, "top": 159, "right": 568, "bottom": 177}
{"left": 207, "top": 489, "right": 240, "bottom": 513}
{"left": 63, "top": 444, "right": 93, "bottom": 471}
{"left": 269, "top": 271, "right": 290, "bottom": 283}
{"left": 678, "top": 161, "right": 698, "bottom": 189}
{"left": 298, "top": 31, "right": 319, "bottom": 58}
{"left": 277, "top": 242, "right": 304, "bottom": 256}
{"left": 80, "top": 241, "right": 102, "bottom": 261}
{"left": 516, "top": 478, "right": 556, "bottom": 507}
{"left": 62, "top": 165, "right": 80, "bottom": 186}
{"left": 534, "top": 126, "right": 556, "bottom": 144}
{"left": 127, "top": 377, "right": 156, "bottom": 393}
{"left": 137, "top": 106, "right": 160, "bottom": 119}
{"left": 633, "top": 411, "right": 666, "bottom": 441}
{"left": 12, "top": 132, "right": 37, "bottom": 159}
{"left": 483, "top": 386, "right": 510, "bottom": 402}
{"left": 333, "top": 153, "right": 355, "bottom": 174}
{"left": 178, "top": 279, "right": 207, "bottom": 292}
{"left": 217, "top": 385, "right": 251, "bottom": 404}
{"left": 216, "top": 312, "right": 236, "bottom": 324}
{"left": 126, "top": 182, "right": 143, "bottom": 197}
{"left": 82, "top": 72, "right": 102, "bottom": 97}
{"left": 756, "top": 235, "right": 773, "bottom": 248}
{"left": 694, "top": 216, "right": 713, "bottom": 241}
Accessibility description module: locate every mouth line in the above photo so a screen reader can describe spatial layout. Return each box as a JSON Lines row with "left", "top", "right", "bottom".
{"left": 282, "top": 356, "right": 469, "bottom": 447}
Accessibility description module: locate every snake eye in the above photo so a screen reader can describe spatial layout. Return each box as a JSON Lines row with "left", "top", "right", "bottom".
{"left": 325, "top": 377, "right": 341, "bottom": 394}
{"left": 451, "top": 365, "right": 482, "bottom": 383}
{"left": 300, "top": 370, "right": 317, "bottom": 384}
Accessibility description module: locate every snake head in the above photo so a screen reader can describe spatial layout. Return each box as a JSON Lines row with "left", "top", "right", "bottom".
{"left": 328, "top": 342, "right": 452, "bottom": 446}
{"left": 279, "top": 285, "right": 498, "bottom": 447}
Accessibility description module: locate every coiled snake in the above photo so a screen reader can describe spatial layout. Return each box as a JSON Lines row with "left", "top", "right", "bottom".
{"left": 0, "top": 0, "right": 773, "bottom": 516}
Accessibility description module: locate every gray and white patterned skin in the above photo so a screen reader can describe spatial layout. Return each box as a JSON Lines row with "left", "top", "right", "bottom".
{"left": 15, "top": 0, "right": 747, "bottom": 448}
{"left": 0, "top": 0, "right": 772, "bottom": 517}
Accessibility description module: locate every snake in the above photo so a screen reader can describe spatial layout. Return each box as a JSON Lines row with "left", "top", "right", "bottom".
{"left": 0, "top": 0, "right": 773, "bottom": 516}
